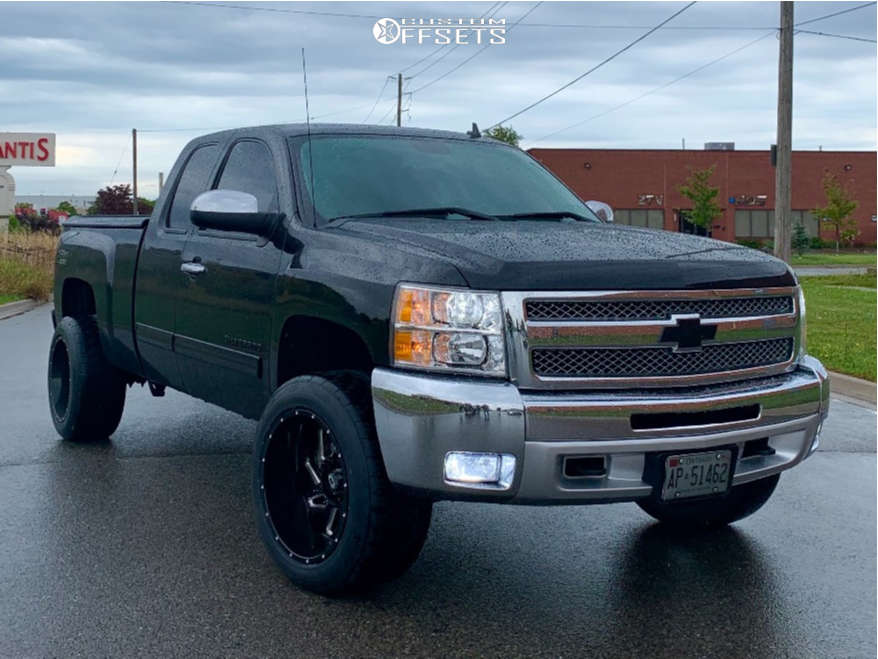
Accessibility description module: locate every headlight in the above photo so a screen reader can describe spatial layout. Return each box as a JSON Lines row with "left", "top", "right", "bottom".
{"left": 392, "top": 284, "right": 506, "bottom": 376}
{"left": 797, "top": 285, "right": 807, "bottom": 358}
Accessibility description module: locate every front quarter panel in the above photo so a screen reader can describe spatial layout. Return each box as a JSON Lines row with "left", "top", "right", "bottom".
{"left": 270, "top": 223, "right": 468, "bottom": 390}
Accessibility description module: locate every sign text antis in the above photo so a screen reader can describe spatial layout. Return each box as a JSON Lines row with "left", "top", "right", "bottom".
{"left": 0, "top": 133, "right": 56, "bottom": 167}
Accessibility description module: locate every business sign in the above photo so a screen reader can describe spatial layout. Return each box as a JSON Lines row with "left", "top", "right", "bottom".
{"left": 0, "top": 133, "right": 55, "bottom": 166}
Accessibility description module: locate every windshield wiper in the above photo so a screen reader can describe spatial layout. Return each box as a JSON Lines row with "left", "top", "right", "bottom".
{"left": 329, "top": 207, "right": 497, "bottom": 222}
{"left": 495, "top": 211, "right": 598, "bottom": 223}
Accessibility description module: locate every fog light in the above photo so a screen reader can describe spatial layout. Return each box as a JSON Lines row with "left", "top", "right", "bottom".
{"left": 444, "top": 452, "right": 516, "bottom": 489}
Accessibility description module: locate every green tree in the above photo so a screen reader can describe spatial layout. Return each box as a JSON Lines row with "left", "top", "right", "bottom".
{"left": 88, "top": 184, "right": 135, "bottom": 215}
{"left": 791, "top": 222, "right": 810, "bottom": 256}
{"left": 812, "top": 173, "right": 858, "bottom": 252}
{"left": 485, "top": 125, "right": 522, "bottom": 147}
{"left": 55, "top": 201, "right": 77, "bottom": 216}
{"left": 677, "top": 166, "right": 721, "bottom": 233}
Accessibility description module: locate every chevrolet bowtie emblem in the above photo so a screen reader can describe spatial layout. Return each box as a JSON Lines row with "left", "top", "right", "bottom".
{"left": 660, "top": 315, "right": 717, "bottom": 352}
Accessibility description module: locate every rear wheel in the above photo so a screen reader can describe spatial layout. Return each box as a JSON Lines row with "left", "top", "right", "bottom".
{"left": 252, "top": 372, "right": 432, "bottom": 595}
{"left": 637, "top": 474, "right": 780, "bottom": 528}
{"left": 47, "top": 315, "right": 126, "bottom": 442}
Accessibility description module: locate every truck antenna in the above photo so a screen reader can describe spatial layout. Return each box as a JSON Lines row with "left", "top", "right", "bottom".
{"left": 302, "top": 47, "right": 317, "bottom": 227}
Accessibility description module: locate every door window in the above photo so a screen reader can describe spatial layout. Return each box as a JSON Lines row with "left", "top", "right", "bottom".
{"left": 167, "top": 144, "right": 219, "bottom": 229}
{"left": 216, "top": 141, "right": 279, "bottom": 212}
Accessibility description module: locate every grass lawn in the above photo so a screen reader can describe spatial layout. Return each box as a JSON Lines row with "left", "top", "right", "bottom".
{"left": 0, "top": 293, "right": 24, "bottom": 305}
{"left": 791, "top": 252, "right": 877, "bottom": 267}
{"left": 800, "top": 273, "right": 876, "bottom": 381}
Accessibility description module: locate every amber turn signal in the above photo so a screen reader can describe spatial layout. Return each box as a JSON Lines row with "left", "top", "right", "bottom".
{"left": 394, "top": 329, "right": 432, "bottom": 366}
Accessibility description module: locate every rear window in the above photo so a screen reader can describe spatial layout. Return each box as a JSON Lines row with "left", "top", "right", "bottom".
{"left": 167, "top": 144, "right": 219, "bottom": 229}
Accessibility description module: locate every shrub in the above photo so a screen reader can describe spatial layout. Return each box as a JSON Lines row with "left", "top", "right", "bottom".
{"left": 792, "top": 224, "right": 810, "bottom": 256}
{"left": 736, "top": 239, "right": 764, "bottom": 250}
{"left": 809, "top": 236, "right": 826, "bottom": 249}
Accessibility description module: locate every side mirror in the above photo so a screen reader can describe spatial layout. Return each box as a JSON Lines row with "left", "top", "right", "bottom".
{"left": 586, "top": 200, "right": 614, "bottom": 223}
{"left": 190, "top": 190, "right": 280, "bottom": 235}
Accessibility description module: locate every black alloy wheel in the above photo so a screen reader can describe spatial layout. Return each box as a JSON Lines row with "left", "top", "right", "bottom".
{"left": 260, "top": 409, "right": 349, "bottom": 564}
{"left": 252, "top": 373, "right": 433, "bottom": 595}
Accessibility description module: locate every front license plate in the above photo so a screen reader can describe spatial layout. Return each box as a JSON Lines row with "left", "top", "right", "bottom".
{"left": 661, "top": 450, "right": 732, "bottom": 501}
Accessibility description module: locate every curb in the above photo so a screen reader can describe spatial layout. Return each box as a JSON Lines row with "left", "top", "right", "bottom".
{"left": 829, "top": 371, "right": 876, "bottom": 405}
{"left": 0, "top": 298, "right": 42, "bottom": 321}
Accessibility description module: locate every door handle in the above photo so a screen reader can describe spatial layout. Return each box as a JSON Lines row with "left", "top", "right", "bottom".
{"left": 181, "top": 262, "right": 206, "bottom": 275}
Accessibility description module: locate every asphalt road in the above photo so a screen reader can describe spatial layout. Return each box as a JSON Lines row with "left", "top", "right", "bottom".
{"left": 1, "top": 306, "right": 875, "bottom": 658}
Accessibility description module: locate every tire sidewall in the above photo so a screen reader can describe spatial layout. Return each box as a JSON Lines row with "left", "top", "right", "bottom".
{"left": 252, "top": 376, "right": 376, "bottom": 593}
{"left": 48, "top": 317, "right": 89, "bottom": 439}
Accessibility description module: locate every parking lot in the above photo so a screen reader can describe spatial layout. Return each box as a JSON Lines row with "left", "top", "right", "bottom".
{"left": 1, "top": 305, "right": 875, "bottom": 657}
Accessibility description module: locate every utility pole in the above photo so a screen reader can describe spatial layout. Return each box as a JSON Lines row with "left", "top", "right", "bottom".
{"left": 132, "top": 128, "right": 138, "bottom": 215}
{"left": 158, "top": 171, "right": 164, "bottom": 192}
{"left": 396, "top": 73, "right": 402, "bottom": 127}
{"left": 773, "top": 1, "right": 793, "bottom": 263}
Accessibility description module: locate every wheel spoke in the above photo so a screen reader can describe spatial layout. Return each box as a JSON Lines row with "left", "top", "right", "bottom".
{"left": 324, "top": 507, "right": 338, "bottom": 537}
{"left": 317, "top": 428, "right": 326, "bottom": 467}
{"left": 303, "top": 458, "right": 322, "bottom": 487}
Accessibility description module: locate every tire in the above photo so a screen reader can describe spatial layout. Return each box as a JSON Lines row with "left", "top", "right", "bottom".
{"left": 637, "top": 474, "right": 780, "bottom": 528}
{"left": 47, "top": 315, "right": 126, "bottom": 442}
{"left": 252, "top": 371, "right": 432, "bottom": 595}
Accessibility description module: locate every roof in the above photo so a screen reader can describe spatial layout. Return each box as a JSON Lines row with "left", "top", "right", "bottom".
{"left": 199, "top": 123, "right": 493, "bottom": 143}
{"left": 528, "top": 147, "right": 876, "bottom": 156}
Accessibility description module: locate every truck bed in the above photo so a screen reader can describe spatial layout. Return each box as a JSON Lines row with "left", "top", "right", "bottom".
{"left": 54, "top": 215, "right": 151, "bottom": 378}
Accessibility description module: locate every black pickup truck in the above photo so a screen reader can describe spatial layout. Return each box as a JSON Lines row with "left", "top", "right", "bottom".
{"left": 49, "top": 124, "right": 829, "bottom": 594}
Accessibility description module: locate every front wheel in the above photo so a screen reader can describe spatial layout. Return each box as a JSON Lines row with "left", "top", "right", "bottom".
{"left": 637, "top": 474, "right": 780, "bottom": 528}
{"left": 252, "top": 372, "right": 432, "bottom": 595}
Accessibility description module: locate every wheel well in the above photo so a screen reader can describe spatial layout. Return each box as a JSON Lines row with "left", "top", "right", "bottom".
{"left": 277, "top": 316, "right": 374, "bottom": 387}
{"left": 61, "top": 279, "right": 96, "bottom": 317}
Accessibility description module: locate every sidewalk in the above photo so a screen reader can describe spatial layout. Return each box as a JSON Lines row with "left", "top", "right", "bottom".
{"left": 0, "top": 298, "right": 42, "bottom": 321}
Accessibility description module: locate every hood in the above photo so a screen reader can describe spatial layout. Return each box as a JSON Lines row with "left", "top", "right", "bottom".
{"left": 331, "top": 218, "right": 796, "bottom": 291}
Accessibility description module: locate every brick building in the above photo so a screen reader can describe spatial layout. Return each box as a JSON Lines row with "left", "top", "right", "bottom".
{"left": 529, "top": 147, "right": 876, "bottom": 245}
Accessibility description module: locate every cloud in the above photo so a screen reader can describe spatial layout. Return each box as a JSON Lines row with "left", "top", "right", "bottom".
{"left": 0, "top": 1, "right": 874, "bottom": 194}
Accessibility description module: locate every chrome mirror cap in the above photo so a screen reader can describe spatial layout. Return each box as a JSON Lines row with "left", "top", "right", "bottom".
{"left": 585, "top": 200, "right": 614, "bottom": 223}
{"left": 191, "top": 189, "right": 258, "bottom": 214}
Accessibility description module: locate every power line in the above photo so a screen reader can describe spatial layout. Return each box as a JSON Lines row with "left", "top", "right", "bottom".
{"left": 794, "top": 1, "right": 876, "bottom": 27}
{"left": 488, "top": 1, "right": 697, "bottom": 129}
{"left": 514, "top": 23, "right": 775, "bottom": 31}
{"left": 795, "top": 28, "right": 876, "bottom": 43}
{"left": 167, "top": 0, "right": 876, "bottom": 32}
{"left": 362, "top": 76, "right": 395, "bottom": 122}
{"left": 532, "top": 30, "right": 776, "bottom": 143}
{"left": 406, "top": 2, "right": 507, "bottom": 79}
{"left": 399, "top": 3, "right": 503, "bottom": 75}
{"left": 167, "top": 1, "right": 381, "bottom": 19}
{"left": 410, "top": 2, "right": 542, "bottom": 94}
{"left": 109, "top": 141, "right": 127, "bottom": 184}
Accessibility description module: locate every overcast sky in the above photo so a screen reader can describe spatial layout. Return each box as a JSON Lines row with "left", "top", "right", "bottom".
{"left": 2, "top": 0, "right": 876, "bottom": 197}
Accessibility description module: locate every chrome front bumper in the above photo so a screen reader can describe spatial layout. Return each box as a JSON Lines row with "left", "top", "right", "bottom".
{"left": 371, "top": 356, "right": 830, "bottom": 503}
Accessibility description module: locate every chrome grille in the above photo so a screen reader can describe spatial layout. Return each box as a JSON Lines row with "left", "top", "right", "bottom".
{"left": 525, "top": 296, "right": 794, "bottom": 321}
{"left": 532, "top": 338, "right": 794, "bottom": 379}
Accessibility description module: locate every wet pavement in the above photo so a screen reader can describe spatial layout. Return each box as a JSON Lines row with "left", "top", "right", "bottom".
{"left": 1, "top": 306, "right": 875, "bottom": 657}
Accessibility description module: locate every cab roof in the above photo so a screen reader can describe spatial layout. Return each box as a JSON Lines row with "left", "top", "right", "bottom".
{"left": 198, "top": 123, "right": 495, "bottom": 143}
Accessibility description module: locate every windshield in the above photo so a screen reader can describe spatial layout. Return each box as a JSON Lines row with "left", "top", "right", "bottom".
{"left": 292, "top": 135, "right": 600, "bottom": 224}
